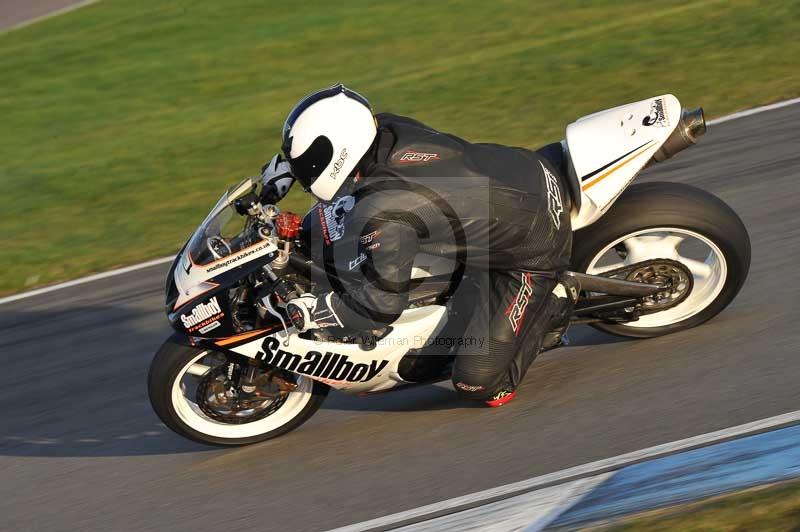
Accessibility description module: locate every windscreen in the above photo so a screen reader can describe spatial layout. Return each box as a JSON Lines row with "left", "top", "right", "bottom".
{"left": 186, "top": 178, "right": 266, "bottom": 267}
{"left": 170, "top": 177, "right": 279, "bottom": 310}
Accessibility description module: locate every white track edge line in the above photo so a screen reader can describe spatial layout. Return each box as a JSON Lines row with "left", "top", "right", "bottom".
{"left": 2, "top": 96, "right": 799, "bottom": 307}
{"left": 706, "top": 97, "right": 800, "bottom": 125}
{"left": 523, "top": 473, "right": 617, "bottom": 532}
{"left": 326, "top": 409, "right": 800, "bottom": 532}
{"left": 0, "top": 0, "right": 101, "bottom": 34}
{"left": 0, "top": 256, "right": 174, "bottom": 305}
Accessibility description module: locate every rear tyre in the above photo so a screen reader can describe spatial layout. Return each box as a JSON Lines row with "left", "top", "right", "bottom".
{"left": 571, "top": 182, "right": 750, "bottom": 338}
{"left": 148, "top": 338, "right": 328, "bottom": 446}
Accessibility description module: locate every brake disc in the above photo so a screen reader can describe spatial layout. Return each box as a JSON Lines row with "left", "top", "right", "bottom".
{"left": 196, "top": 363, "right": 293, "bottom": 424}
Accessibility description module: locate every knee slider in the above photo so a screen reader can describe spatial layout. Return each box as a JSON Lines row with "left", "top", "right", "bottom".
{"left": 452, "top": 372, "right": 504, "bottom": 400}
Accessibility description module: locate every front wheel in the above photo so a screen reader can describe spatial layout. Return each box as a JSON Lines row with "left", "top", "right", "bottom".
{"left": 148, "top": 339, "right": 329, "bottom": 446}
{"left": 571, "top": 182, "right": 750, "bottom": 338}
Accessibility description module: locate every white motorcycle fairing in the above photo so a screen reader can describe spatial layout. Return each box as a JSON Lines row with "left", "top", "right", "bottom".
{"left": 226, "top": 305, "right": 449, "bottom": 393}
{"left": 567, "top": 94, "right": 683, "bottom": 229}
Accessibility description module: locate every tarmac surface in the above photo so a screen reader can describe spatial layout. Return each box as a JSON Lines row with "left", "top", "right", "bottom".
{"left": 1, "top": 99, "right": 798, "bottom": 530}
{"left": 0, "top": 0, "right": 92, "bottom": 31}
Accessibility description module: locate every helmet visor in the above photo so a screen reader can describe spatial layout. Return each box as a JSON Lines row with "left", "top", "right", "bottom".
{"left": 284, "top": 134, "right": 334, "bottom": 190}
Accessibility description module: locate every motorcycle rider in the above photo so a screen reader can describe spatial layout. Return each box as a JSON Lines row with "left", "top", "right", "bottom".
{"left": 261, "top": 84, "right": 576, "bottom": 407}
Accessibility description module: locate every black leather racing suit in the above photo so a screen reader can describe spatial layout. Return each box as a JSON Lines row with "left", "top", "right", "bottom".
{"left": 301, "top": 113, "right": 573, "bottom": 399}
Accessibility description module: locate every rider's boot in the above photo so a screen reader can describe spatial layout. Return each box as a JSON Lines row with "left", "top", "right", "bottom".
{"left": 485, "top": 388, "right": 517, "bottom": 407}
{"left": 540, "top": 274, "right": 580, "bottom": 352}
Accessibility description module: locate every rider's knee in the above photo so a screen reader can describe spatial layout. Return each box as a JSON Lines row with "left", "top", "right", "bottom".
{"left": 451, "top": 371, "right": 503, "bottom": 400}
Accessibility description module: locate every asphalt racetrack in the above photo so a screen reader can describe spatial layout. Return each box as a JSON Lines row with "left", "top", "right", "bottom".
{"left": 0, "top": 0, "right": 92, "bottom": 30}
{"left": 2, "top": 104, "right": 798, "bottom": 531}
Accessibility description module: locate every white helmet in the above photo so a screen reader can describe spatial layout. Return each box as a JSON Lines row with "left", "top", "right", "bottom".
{"left": 281, "top": 84, "right": 376, "bottom": 202}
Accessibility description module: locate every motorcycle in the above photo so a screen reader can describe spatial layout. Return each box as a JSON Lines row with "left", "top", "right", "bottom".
{"left": 148, "top": 95, "right": 750, "bottom": 445}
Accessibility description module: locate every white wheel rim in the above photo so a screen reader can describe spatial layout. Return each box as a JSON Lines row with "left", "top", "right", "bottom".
{"left": 585, "top": 227, "right": 728, "bottom": 328}
{"left": 171, "top": 352, "right": 314, "bottom": 439}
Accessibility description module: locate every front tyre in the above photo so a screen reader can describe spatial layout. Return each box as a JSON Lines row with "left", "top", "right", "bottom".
{"left": 148, "top": 339, "right": 328, "bottom": 446}
{"left": 571, "top": 182, "right": 750, "bottom": 338}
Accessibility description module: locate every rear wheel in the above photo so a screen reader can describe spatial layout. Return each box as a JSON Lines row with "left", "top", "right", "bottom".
{"left": 571, "top": 182, "right": 750, "bottom": 338}
{"left": 148, "top": 339, "right": 328, "bottom": 446}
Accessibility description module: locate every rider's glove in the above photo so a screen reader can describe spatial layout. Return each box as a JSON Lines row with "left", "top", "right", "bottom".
{"left": 285, "top": 293, "right": 343, "bottom": 332}
{"left": 260, "top": 154, "right": 295, "bottom": 204}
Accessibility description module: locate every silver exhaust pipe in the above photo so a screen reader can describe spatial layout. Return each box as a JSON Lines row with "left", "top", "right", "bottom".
{"left": 651, "top": 107, "right": 706, "bottom": 163}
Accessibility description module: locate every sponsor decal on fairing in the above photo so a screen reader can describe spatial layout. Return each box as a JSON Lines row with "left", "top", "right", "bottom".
{"left": 257, "top": 337, "right": 389, "bottom": 383}
{"left": 198, "top": 321, "right": 222, "bottom": 334}
{"left": 181, "top": 297, "right": 225, "bottom": 332}
{"left": 643, "top": 98, "right": 670, "bottom": 128}
{"left": 205, "top": 242, "right": 271, "bottom": 273}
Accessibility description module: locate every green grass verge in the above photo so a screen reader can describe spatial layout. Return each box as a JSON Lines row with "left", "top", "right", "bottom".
{"left": 601, "top": 479, "right": 800, "bottom": 531}
{"left": 1, "top": 0, "right": 798, "bottom": 294}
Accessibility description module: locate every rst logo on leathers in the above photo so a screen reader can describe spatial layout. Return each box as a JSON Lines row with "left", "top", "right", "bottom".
{"left": 257, "top": 337, "right": 389, "bottom": 382}
{"left": 540, "top": 161, "right": 563, "bottom": 230}
{"left": 359, "top": 230, "right": 381, "bottom": 244}
{"left": 397, "top": 150, "right": 440, "bottom": 163}
{"left": 505, "top": 272, "right": 533, "bottom": 335}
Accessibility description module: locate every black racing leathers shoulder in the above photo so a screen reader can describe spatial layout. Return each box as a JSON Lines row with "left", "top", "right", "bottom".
{"left": 299, "top": 113, "right": 572, "bottom": 329}
{"left": 366, "top": 113, "right": 571, "bottom": 271}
